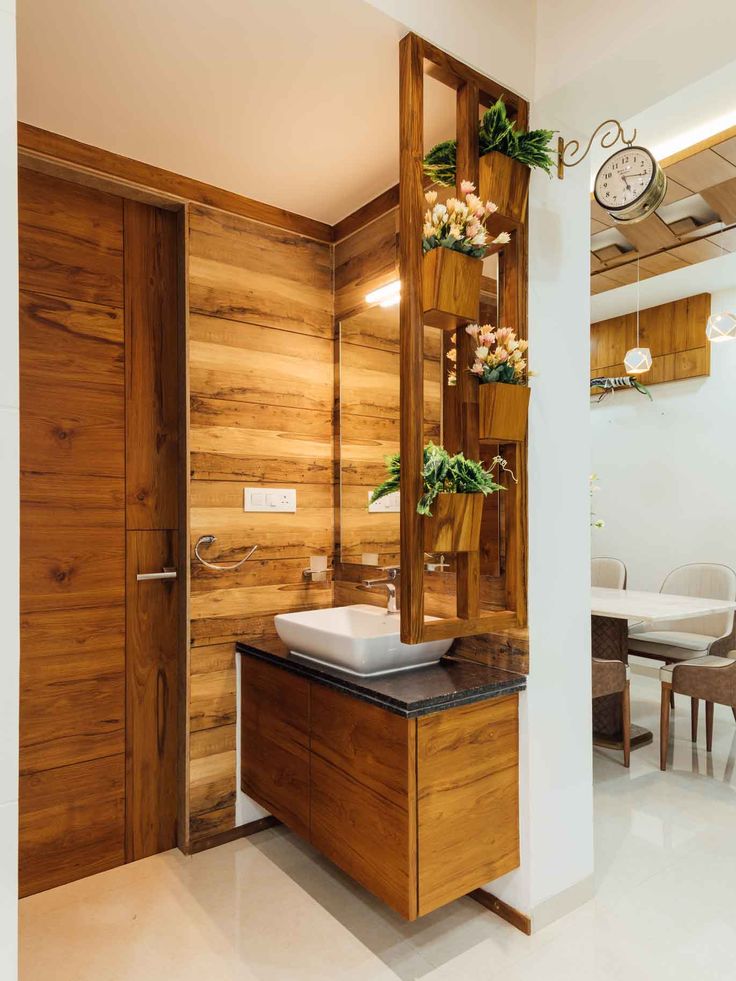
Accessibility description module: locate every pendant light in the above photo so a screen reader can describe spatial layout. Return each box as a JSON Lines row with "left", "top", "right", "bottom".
{"left": 705, "top": 233, "right": 736, "bottom": 341}
{"left": 624, "top": 257, "right": 652, "bottom": 374}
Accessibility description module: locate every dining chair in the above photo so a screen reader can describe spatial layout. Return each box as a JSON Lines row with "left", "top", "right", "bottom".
{"left": 592, "top": 557, "right": 627, "bottom": 590}
{"left": 659, "top": 653, "right": 736, "bottom": 770}
{"left": 592, "top": 657, "right": 630, "bottom": 767}
{"left": 628, "top": 563, "right": 736, "bottom": 665}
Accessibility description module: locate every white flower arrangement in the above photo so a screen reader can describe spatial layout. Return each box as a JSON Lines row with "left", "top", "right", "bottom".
{"left": 422, "top": 180, "right": 511, "bottom": 259}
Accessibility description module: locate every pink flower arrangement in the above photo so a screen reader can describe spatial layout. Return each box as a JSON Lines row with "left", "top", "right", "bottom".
{"left": 446, "top": 324, "right": 529, "bottom": 386}
{"left": 422, "top": 181, "right": 511, "bottom": 259}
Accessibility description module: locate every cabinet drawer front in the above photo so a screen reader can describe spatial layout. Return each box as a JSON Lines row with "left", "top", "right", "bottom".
{"left": 310, "top": 684, "right": 413, "bottom": 809}
{"left": 240, "top": 657, "right": 310, "bottom": 837}
{"left": 311, "top": 756, "right": 415, "bottom": 919}
{"left": 418, "top": 694, "right": 520, "bottom": 916}
{"left": 309, "top": 683, "right": 417, "bottom": 919}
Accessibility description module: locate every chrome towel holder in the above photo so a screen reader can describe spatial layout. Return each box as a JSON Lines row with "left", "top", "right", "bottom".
{"left": 194, "top": 535, "right": 258, "bottom": 572}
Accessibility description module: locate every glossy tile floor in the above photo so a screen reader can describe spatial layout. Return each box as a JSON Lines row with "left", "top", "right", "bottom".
{"left": 19, "top": 673, "right": 736, "bottom": 980}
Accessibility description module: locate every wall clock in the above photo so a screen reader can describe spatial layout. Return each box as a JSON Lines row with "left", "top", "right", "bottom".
{"left": 593, "top": 146, "right": 667, "bottom": 224}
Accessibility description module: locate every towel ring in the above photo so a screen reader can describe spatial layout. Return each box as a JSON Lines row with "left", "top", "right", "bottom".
{"left": 194, "top": 535, "right": 258, "bottom": 572}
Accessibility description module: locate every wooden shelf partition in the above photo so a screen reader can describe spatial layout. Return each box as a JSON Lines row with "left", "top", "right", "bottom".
{"left": 399, "top": 33, "right": 529, "bottom": 645}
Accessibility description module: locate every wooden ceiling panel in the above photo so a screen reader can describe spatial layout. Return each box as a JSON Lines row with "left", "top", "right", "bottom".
{"left": 591, "top": 200, "right": 615, "bottom": 227}
{"left": 663, "top": 149, "right": 736, "bottom": 193}
{"left": 598, "top": 263, "right": 646, "bottom": 287}
{"left": 713, "top": 136, "right": 736, "bottom": 166}
{"left": 700, "top": 177, "right": 736, "bottom": 225}
{"left": 591, "top": 217, "right": 608, "bottom": 235}
{"left": 669, "top": 239, "right": 724, "bottom": 264}
{"left": 616, "top": 213, "right": 678, "bottom": 254}
{"left": 638, "top": 252, "right": 688, "bottom": 276}
{"left": 590, "top": 274, "right": 621, "bottom": 294}
{"left": 659, "top": 177, "right": 691, "bottom": 206}
{"left": 709, "top": 226, "right": 736, "bottom": 251}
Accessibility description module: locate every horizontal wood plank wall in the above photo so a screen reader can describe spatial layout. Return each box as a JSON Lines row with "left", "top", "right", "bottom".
{"left": 188, "top": 205, "right": 333, "bottom": 841}
{"left": 591, "top": 294, "right": 711, "bottom": 384}
{"left": 19, "top": 169, "right": 126, "bottom": 896}
{"left": 340, "top": 305, "right": 441, "bottom": 564}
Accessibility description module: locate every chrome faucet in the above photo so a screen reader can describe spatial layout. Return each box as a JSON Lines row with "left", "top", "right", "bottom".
{"left": 361, "top": 566, "right": 400, "bottom": 614}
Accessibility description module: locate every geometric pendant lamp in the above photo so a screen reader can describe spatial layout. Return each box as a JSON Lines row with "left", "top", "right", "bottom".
{"left": 624, "top": 258, "right": 652, "bottom": 374}
{"left": 705, "top": 311, "right": 736, "bottom": 342}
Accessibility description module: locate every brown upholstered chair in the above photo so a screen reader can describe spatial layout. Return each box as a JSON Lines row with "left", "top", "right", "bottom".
{"left": 660, "top": 653, "right": 736, "bottom": 770}
{"left": 593, "top": 657, "right": 630, "bottom": 767}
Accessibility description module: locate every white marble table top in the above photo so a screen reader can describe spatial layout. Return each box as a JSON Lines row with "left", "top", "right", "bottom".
{"left": 591, "top": 586, "right": 736, "bottom": 626}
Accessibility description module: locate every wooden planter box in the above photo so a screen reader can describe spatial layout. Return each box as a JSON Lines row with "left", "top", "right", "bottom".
{"left": 479, "top": 382, "right": 530, "bottom": 443}
{"left": 423, "top": 247, "right": 482, "bottom": 330}
{"left": 423, "top": 493, "right": 484, "bottom": 553}
{"left": 479, "top": 151, "right": 530, "bottom": 234}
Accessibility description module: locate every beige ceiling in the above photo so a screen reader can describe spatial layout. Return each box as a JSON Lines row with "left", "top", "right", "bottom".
{"left": 590, "top": 129, "right": 736, "bottom": 293}
{"left": 17, "top": 0, "right": 456, "bottom": 224}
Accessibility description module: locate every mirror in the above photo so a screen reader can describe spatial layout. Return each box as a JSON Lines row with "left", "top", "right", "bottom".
{"left": 338, "top": 305, "right": 442, "bottom": 566}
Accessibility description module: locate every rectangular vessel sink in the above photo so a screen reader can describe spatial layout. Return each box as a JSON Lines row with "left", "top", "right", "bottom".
{"left": 274, "top": 604, "right": 452, "bottom": 677}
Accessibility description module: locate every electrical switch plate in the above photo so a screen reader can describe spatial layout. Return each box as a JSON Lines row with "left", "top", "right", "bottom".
{"left": 244, "top": 488, "right": 297, "bottom": 513}
{"left": 367, "top": 489, "right": 400, "bottom": 513}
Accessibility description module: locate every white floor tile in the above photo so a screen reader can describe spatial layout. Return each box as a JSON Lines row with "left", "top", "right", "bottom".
{"left": 19, "top": 674, "right": 736, "bottom": 980}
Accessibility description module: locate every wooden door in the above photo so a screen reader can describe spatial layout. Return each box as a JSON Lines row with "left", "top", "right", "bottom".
{"left": 124, "top": 200, "right": 180, "bottom": 860}
{"left": 19, "top": 170, "right": 180, "bottom": 895}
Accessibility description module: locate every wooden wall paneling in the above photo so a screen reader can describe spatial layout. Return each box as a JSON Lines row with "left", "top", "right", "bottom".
{"left": 19, "top": 607, "right": 125, "bottom": 776}
{"left": 124, "top": 200, "right": 179, "bottom": 529}
{"left": 189, "top": 314, "right": 334, "bottom": 415}
{"left": 126, "top": 530, "right": 179, "bottom": 861}
{"left": 591, "top": 294, "right": 711, "bottom": 388}
{"left": 21, "top": 379, "right": 125, "bottom": 478}
{"left": 188, "top": 206, "right": 332, "bottom": 338}
{"left": 19, "top": 754, "right": 126, "bottom": 898}
{"left": 334, "top": 208, "right": 399, "bottom": 320}
{"left": 187, "top": 201, "right": 333, "bottom": 837}
{"left": 19, "top": 167, "right": 128, "bottom": 895}
{"left": 19, "top": 291, "right": 124, "bottom": 391}
{"left": 417, "top": 695, "right": 520, "bottom": 915}
{"left": 19, "top": 167, "right": 124, "bottom": 306}
{"left": 19, "top": 123, "right": 334, "bottom": 244}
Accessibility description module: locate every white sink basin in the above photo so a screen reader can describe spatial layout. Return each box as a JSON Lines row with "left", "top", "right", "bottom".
{"left": 274, "top": 604, "right": 452, "bottom": 677}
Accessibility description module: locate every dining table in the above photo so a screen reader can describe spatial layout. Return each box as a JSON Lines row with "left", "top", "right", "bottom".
{"left": 591, "top": 586, "right": 736, "bottom": 752}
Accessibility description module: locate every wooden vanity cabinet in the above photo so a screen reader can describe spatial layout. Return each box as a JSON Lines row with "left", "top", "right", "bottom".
{"left": 240, "top": 655, "right": 520, "bottom": 920}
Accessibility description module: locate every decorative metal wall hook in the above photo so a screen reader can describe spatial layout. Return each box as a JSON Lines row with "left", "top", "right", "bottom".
{"left": 194, "top": 534, "right": 258, "bottom": 572}
{"left": 557, "top": 120, "right": 637, "bottom": 179}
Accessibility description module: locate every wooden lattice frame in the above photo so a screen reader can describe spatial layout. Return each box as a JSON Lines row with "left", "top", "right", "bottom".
{"left": 399, "top": 33, "right": 529, "bottom": 644}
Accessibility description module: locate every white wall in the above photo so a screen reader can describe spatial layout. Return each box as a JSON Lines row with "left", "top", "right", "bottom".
{"left": 0, "top": 0, "right": 18, "bottom": 975}
{"left": 489, "top": 115, "right": 595, "bottom": 927}
{"left": 592, "top": 289, "right": 736, "bottom": 592}
{"left": 365, "top": 0, "right": 536, "bottom": 98}
{"left": 370, "top": 0, "right": 596, "bottom": 930}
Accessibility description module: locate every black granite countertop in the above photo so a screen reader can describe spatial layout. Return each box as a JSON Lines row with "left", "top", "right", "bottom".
{"left": 236, "top": 642, "right": 526, "bottom": 718}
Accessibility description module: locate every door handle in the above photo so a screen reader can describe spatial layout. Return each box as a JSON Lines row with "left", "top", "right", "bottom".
{"left": 136, "top": 566, "right": 177, "bottom": 582}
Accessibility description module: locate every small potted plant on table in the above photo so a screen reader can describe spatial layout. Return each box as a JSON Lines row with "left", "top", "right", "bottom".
{"left": 369, "top": 442, "right": 507, "bottom": 553}
{"left": 422, "top": 182, "right": 510, "bottom": 330}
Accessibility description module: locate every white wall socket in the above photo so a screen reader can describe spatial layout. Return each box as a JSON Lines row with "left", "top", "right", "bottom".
{"left": 244, "top": 488, "right": 297, "bottom": 513}
{"left": 367, "top": 489, "right": 400, "bottom": 513}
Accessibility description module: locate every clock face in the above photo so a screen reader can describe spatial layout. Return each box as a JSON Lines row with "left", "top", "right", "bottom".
{"left": 594, "top": 147, "right": 655, "bottom": 211}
